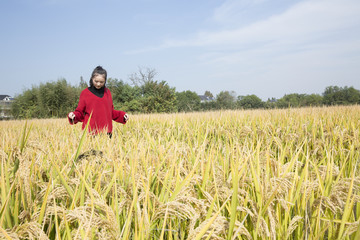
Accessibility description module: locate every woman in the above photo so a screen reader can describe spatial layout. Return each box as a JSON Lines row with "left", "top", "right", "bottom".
{"left": 68, "top": 66, "right": 128, "bottom": 137}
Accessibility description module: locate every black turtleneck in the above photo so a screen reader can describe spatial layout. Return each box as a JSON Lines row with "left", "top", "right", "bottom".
{"left": 88, "top": 86, "right": 105, "bottom": 98}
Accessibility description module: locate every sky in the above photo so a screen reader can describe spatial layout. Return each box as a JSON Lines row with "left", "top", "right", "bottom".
{"left": 1, "top": 0, "right": 360, "bottom": 100}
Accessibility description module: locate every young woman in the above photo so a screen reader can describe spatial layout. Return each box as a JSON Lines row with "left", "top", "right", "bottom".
{"left": 68, "top": 66, "right": 128, "bottom": 137}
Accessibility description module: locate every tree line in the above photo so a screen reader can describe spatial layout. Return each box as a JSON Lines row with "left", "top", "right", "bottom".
{"left": 11, "top": 68, "right": 360, "bottom": 119}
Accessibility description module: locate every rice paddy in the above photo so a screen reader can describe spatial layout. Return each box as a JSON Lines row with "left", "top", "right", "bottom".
{"left": 1, "top": 106, "right": 360, "bottom": 239}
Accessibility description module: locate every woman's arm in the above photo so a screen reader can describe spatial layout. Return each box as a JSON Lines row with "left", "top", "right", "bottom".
{"left": 107, "top": 89, "right": 128, "bottom": 124}
{"left": 68, "top": 91, "right": 86, "bottom": 124}
{"left": 112, "top": 108, "right": 128, "bottom": 124}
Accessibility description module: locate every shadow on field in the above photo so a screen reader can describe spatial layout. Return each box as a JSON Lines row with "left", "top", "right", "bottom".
{"left": 77, "top": 149, "right": 104, "bottom": 160}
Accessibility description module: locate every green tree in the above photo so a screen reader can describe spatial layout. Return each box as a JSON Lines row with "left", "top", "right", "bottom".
{"left": 216, "top": 91, "right": 237, "bottom": 109}
{"left": 11, "top": 79, "right": 79, "bottom": 119}
{"left": 107, "top": 78, "right": 142, "bottom": 112}
{"left": 265, "top": 97, "right": 277, "bottom": 109}
{"left": 129, "top": 67, "right": 177, "bottom": 113}
{"left": 12, "top": 88, "right": 40, "bottom": 118}
{"left": 140, "top": 80, "right": 177, "bottom": 113}
{"left": 323, "top": 86, "right": 360, "bottom": 105}
{"left": 204, "top": 90, "right": 214, "bottom": 99}
{"left": 303, "top": 94, "right": 323, "bottom": 106}
{"left": 79, "top": 76, "right": 88, "bottom": 89}
{"left": 176, "top": 90, "right": 201, "bottom": 112}
{"left": 276, "top": 93, "right": 307, "bottom": 108}
{"left": 237, "top": 95, "right": 264, "bottom": 109}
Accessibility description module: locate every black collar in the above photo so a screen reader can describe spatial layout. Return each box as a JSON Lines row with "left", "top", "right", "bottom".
{"left": 88, "top": 86, "right": 105, "bottom": 98}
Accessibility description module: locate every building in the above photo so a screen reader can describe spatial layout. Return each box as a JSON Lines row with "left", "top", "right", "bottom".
{"left": 0, "top": 95, "right": 14, "bottom": 119}
{"left": 198, "top": 95, "right": 215, "bottom": 103}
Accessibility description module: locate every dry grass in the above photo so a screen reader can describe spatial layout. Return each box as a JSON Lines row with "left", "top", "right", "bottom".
{"left": 1, "top": 105, "right": 360, "bottom": 239}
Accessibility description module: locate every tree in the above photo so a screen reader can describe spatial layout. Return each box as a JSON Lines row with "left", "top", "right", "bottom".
{"left": 204, "top": 91, "right": 214, "bottom": 99}
{"left": 276, "top": 93, "right": 307, "bottom": 108}
{"left": 128, "top": 67, "right": 177, "bottom": 113}
{"left": 323, "top": 86, "right": 360, "bottom": 105}
{"left": 79, "top": 76, "right": 88, "bottom": 89}
{"left": 265, "top": 98, "right": 277, "bottom": 109}
{"left": 216, "top": 91, "right": 237, "bottom": 109}
{"left": 176, "top": 90, "right": 201, "bottom": 112}
{"left": 107, "top": 78, "right": 142, "bottom": 112}
{"left": 323, "top": 86, "right": 340, "bottom": 105}
{"left": 11, "top": 88, "right": 39, "bottom": 118}
{"left": 303, "top": 94, "right": 323, "bottom": 106}
{"left": 11, "top": 79, "right": 79, "bottom": 119}
{"left": 140, "top": 80, "right": 177, "bottom": 113}
{"left": 129, "top": 67, "right": 157, "bottom": 86}
{"left": 237, "top": 95, "right": 264, "bottom": 109}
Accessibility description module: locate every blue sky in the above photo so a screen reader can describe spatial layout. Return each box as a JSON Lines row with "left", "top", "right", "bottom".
{"left": 1, "top": 0, "right": 360, "bottom": 100}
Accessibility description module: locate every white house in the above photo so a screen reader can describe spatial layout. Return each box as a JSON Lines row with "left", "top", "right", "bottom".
{"left": 0, "top": 95, "right": 14, "bottom": 119}
{"left": 198, "top": 95, "right": 215, "bottom": 103}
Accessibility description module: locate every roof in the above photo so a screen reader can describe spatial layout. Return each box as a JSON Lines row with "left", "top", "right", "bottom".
{"left": 0, "top": 95, "right": 12, "bottom": 101}
{"left": 198, "top": 95, "right": 215, "bottom": 101}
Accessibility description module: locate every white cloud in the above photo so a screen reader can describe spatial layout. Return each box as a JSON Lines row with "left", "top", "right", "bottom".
{"left": 126, "top": 0, "right": 360, "bottom": 98}
{"left": 212, "top": 0, "right": 269, "bottom": 25}
{"left": 161, "top": 0, "right": 360, "bottom": 48}
{"left": 152, "top": 0, "right": 360, "bottom": 76}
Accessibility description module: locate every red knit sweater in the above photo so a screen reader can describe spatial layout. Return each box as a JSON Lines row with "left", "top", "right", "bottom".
{"left": 68, "top": 88, "right": 127, "bottom": 134}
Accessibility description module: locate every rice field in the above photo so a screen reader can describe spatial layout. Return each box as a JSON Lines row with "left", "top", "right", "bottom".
{"left": 1, "top": 106, "right": 360, "bottom": 239}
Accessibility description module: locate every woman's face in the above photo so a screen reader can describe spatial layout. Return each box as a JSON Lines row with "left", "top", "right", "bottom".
{"left": 92, "top": 74, "right": 106, "bottom": 89}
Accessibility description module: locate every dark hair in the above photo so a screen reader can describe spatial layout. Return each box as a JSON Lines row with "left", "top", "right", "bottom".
{"left": 89, "top": 66, "right": 107, "bottom": 87}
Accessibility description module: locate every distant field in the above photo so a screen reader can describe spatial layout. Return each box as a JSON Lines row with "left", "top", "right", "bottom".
{"left": 1, "top": 106, "right": 359, "bottom": 239}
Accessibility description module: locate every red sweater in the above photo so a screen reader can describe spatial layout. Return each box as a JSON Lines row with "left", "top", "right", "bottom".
{"left": 68, "top": 88, "right": 127, "bottom": 134}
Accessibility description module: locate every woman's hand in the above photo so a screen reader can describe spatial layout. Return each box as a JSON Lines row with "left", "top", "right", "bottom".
{"left": 68, "top": 112, "right": 75, "bottom": 120}
{"left": 124, "top": 113, "right": 129, "bottom": 122}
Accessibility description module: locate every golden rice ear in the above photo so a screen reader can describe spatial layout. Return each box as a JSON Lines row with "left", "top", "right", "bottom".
{"left": 1, "top": 106, "right": 359, "bottom": 239}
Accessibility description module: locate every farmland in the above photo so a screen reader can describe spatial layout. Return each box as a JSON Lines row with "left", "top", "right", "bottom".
{"left": 1, "top": 106, "right": 360, "bottom": 239}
